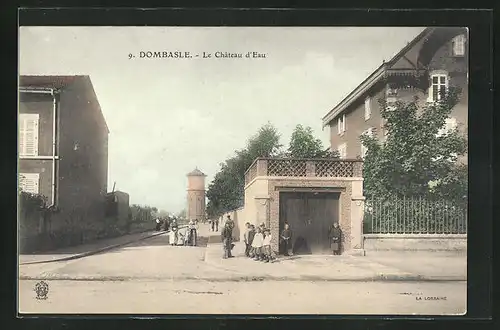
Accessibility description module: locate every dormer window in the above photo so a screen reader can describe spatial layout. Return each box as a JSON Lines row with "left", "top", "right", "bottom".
{"left": 452, "top": 34, "right": 466, "bottom": 57}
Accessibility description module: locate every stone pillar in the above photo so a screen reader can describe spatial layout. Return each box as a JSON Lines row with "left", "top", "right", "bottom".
{"left": 347, "top": 179, "right": 365, "bottom": 256}
{"left": 353, "top": 161, "right": 363, "bottom": 177}
{"left": 349, "top": 196, "right": 365, "bottom": 255}
{"left": 256, "top": 159, "right": 268, "bottom": 176}
{"left": 305, "top": 161, "right": 316, "bottom": 177}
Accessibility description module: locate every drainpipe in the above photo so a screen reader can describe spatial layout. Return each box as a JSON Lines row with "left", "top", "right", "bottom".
{"left": 19, "top": 87, "right": 59, "bottom": 207}
{"left": 50, "top": 89, "right": 58, "bottom": 207}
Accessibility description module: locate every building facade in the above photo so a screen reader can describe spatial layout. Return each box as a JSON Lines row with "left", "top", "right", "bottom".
{"left": 18, "top": 75, "right": 109, "bottom": 244}
{"left": 186, "top": 168, "right": 206, "bottom": 222}
{"left": 322, "top": 27, "right": 468, "bottom": 161}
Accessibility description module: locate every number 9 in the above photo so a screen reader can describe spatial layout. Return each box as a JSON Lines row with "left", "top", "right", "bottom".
{"left": 128, "top": 53, "right": 133, "bottom": 59}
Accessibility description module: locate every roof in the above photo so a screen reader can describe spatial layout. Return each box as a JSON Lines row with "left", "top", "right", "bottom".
{"left": 322, "top": 27, "right": 432, "bottom": 127}
{"left": 187, "top": 168, "right": 206, "bottom": 177}
{"left": 19, "top": 75, "right": 84, "bottom": 90}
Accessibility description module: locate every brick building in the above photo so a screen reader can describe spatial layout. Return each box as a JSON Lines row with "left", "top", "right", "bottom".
{"left": 322, "top": 27, "right": 468, "bottom": 161}
{"left": 18, "top": 75, "right": 109, "bottom": 249}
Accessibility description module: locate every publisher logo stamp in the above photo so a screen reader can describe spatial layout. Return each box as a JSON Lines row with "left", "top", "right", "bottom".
{"left": 34, "top": 281, "right": 49, "bottom": 300}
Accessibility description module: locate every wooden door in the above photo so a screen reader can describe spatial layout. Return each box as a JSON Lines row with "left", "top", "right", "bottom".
{"left": 280, "top": 192, "right": 340, "bottom": 255}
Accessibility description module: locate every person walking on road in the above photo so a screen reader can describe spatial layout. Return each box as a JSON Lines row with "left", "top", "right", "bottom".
{"left": 214, "top": 218, "right": 219, "bottom": 232}
{"left": 221, "top": 222, "right": 234, "bottom": 259}
{"left": 328, "top": 222, "right": 342, "bottom": 255}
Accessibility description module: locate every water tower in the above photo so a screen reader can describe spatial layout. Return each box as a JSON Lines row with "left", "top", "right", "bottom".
{"left": 186, "top": 168, "right": 206, "bottom": 222}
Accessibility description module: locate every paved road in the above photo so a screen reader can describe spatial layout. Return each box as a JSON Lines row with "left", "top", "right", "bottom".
{"left": 18, "top": 226, "right": 466, "bottom": 315}
{"left": 19, "top": 279, "right": 466, "bottom": 315}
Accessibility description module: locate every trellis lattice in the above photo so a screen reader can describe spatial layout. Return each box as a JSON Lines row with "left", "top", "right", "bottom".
{"left": 245, "top": 162, "right": 258, "bottom": 185}
{"left": 315, "top": 160, "right": 354, "bottom": 177}
{"left": 268, "top": 159, "right": 307, "bottom": 177}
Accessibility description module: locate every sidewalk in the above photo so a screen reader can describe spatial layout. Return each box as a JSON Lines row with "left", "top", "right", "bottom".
{"left": 19, "top": 230, "right": 167, "bottom": 265}
{"left": 204, "top": 237, "right": 467, "bottom": 282}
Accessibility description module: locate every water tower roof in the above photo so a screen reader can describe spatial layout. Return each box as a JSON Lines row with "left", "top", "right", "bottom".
{"left": 187, "top": 168, "right": 206, "bottom": 177}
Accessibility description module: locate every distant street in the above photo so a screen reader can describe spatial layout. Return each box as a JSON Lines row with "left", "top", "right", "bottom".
{"left": 19, "top": 225, "right": 466, "bottom": 315}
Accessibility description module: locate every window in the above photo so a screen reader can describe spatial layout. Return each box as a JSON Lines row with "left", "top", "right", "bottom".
{"left": 337, "top": 114, "right": 346, "bottom": 135}
{"left": 364, "top": 97, "right": 371, "bottom": 120}
{"left": 337, "top": 143, "right": 347, "bottom": 159}
{"left": 452, "top": 34, "right": 466, "bottom": 57}
{"left": 19, "top": 173, "right": 40, "bottom": 194}
{"left": 437, "top": 117, "right": 458, "bottom": 137}
{"left": 361, "top": 128, "right": 374, "bottom": 158}
{"left": 19, "top": 113, "right": 40, "bottom": 157}
{"left": 428, "top": 73, "right": 449, "bottom": 102}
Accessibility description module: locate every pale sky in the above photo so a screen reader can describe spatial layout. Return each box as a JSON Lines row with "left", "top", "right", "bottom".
{"left": 19, "top": 26, "right": 425, "bottom": 213}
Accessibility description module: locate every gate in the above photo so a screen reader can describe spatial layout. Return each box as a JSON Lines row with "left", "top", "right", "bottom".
{"left": 279, "top": 192, "right": 340, "bottom": 254}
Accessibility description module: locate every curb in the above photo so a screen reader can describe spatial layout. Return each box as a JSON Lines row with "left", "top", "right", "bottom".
{"left": 202, "top": 243, "right": 467, "bottom": 283}
{"left": 19, "top": 230, "right": 171, "bottom": 265}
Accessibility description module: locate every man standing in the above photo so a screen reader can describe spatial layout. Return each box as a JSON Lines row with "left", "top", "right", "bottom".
{"left": 226, "top": 215, "right": 235, "bottom": 231}
{"left": 243, "top": 222, "right": 251, "bottom": 257}
{"left": 221, "top": 222, "right": 233, "bottom": 259}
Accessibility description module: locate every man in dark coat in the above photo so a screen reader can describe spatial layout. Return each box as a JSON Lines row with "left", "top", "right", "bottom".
{"left": 280, "top": 222, "right": 293, "bottom": 256}
{"left": 328, "top": 222, "right": 342, "bottom": 255}
{"left": 221, "top": 222, "right": 233, "bottom": 259}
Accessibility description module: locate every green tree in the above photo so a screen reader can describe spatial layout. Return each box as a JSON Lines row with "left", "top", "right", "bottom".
{"left": 206, "top": 123, "right": 283, "bottom": 218}
{"left": 360, "top": 87, "right": 467, "bottom": 203}
{"left": 287, "top": 124, "right": 340, "bottom": 158}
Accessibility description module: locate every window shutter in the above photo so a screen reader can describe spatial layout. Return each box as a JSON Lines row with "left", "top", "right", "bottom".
{"left": 19, "top": 114, "right": 39, "bottom": 156}
{"left": 19, "top": 173, "right": 40, "bottom": 194}
{"left": 364, "top": 97, "right": 371, "bottom": 120}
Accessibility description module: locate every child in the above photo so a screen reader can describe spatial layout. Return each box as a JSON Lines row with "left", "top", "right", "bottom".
{"left": 251, "top": 227, "right": 264, "bottom": 261}
{"left": 262, "top": 228, "right": 274, "bottom": 262}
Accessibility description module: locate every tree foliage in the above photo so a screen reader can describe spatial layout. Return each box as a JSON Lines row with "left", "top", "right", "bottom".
{"left": 206, "top": 123, "right": 282, "bottom": 218}
{"left": 129, "top": 204, "right": 157, "bottom": 223}
{"left": 287, "top": 124, "right": 340, "bottom": 158}
{"left": 206, "top": 123, "right": 337, "bottom": 218}
{"left": 360, "top": 87, "right": 467, "bottom": 204}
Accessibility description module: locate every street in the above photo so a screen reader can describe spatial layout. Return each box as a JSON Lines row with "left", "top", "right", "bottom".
{"left": 19, "top": 279, "right": 465, "bottom": 315}
{"left": 18, "top": 227, "right": 467, "bottom": 315}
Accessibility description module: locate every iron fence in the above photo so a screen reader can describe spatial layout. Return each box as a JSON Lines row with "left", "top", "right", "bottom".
{"left": 364, "top": 197, "right": 467, "bottom": 234}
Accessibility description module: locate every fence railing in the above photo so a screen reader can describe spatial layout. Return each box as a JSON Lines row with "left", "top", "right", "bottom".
{"left": 244, "top": 158, "right": 363, "bottom": 185}
{"left": 364, "top": 197, "right": 467, "bottom": 234}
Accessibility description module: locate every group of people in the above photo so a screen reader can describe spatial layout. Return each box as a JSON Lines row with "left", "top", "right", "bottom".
{"left": 219, "top": 214, "right": 343, "bottom": 259}
{"left": 167, "top": 218, "right": 199, "bottom": 247}
{"left": 208, "top": 218, "right": 220, "bottom": 232}
{"left": 243, "top": 222, "right": 277, "bottom": 263}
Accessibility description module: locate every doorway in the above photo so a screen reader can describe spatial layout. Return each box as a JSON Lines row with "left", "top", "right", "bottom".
{"left": 279, "top": 191, "right": 340, "bottom": 255}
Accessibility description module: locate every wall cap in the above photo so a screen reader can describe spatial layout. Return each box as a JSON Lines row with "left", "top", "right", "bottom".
{"left": 364, "top": 234, "right": 467, "bottom": 239}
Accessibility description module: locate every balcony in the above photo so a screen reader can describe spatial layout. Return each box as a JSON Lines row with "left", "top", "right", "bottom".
{"left": 244, "top": 158, "right": 363, "bottom": 185}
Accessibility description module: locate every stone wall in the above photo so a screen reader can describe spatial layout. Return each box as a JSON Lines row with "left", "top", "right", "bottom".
{"left": 364, "top": 234, "right": 467, "bottom": 252}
